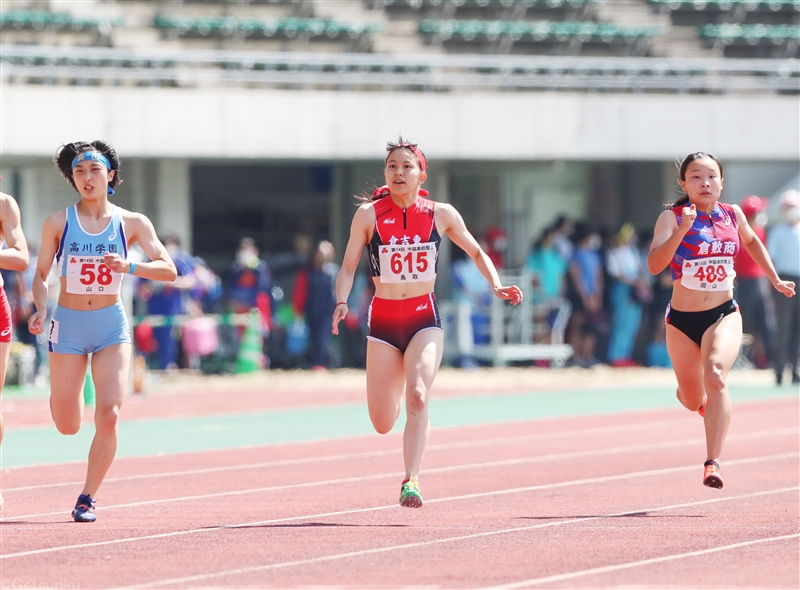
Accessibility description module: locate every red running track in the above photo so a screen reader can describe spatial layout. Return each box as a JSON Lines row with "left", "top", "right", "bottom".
{"left": 0, "top": 397, "right": 797, "bottom": 588}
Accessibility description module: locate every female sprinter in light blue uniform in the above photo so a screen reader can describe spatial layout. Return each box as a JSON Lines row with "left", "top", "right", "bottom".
{"left": 28, "top": 141, "right": 177, "bottom": 522}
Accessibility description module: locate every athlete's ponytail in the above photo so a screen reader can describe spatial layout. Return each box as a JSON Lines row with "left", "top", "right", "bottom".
{"left": 54, "top": 140, "right": 122, "bottom": 193}
{"left": 666, "top": 152, "right": 723, "bottom": 209}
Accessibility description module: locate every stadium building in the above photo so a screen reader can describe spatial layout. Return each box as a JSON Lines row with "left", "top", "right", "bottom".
{"left": 1, "top": 0, "right": 798, "bottom": 300}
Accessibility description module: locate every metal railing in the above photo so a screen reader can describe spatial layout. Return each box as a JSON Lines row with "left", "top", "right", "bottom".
{"left": 1, "top": 44, "right": 797, "bottom": 93}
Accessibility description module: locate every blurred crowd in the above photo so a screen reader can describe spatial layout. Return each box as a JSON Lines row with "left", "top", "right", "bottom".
{"left": 452, "top": 190, "right": 800, "bottom": 386}
{"left": 2, "top": 190, "right": 798, "bottom": 384}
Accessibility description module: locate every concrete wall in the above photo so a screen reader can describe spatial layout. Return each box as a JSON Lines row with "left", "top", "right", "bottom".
{"left": 2, "top": 85, "right": 798, "bottom": 161}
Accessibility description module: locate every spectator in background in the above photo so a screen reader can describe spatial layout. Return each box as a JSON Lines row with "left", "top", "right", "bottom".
{"left": 297, "top": 240, "right": 338, "bottom": 370}
{"left": 605, "top": 223, "right": 648, "bottom": 367}
{"left": 551, "top": 215, "right": 576, "bottom": 264}
{"left": 452, "top": 242, "right": 493, "bottom": 366}
{"left": 191, "top": 257, "right": 222, "bottom": 314}
{"left": 137, "top": 234, "right": 197, "bottom": 370}
{"left": 734, "top": 195, "right": 777, "bottom": 370}
{"left": 526, "top": 226, "right": 568, "bottom": 302}
{"left": 767, "top": 190, "right": 800, "bottom": 384}
{"left": 483, "top": 226, "right": 507, "bottom": 270}
{"left": 526, "top": 226, "right": 570, "bottom": 350}
{"left": 567, "top": 224, "right": 605, "bottom": 367}
{"left": 227, "top": 237, "right": 272, "bottom": 329}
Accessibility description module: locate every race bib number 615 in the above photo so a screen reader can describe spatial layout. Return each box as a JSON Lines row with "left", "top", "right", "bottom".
{"left": 379, "top": 243, "right": 437, "bottom": 284}
{"left": 65, "top": 255, "right": 122, "bottom": 295}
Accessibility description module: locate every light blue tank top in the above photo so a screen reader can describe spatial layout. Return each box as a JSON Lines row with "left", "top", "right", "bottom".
{"left": 56, "top": 206, "right": 128, "bottom": 295}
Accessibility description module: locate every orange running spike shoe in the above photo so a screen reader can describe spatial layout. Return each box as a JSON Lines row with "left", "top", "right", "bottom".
{"left": 698, "top": 398, "right": 706, "bottom": 417}
{"left": 703, "top": 460, "right": 723, "bottom": 489}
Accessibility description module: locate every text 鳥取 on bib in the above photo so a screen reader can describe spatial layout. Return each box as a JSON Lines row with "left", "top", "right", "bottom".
{"left": 680, "top": 257, "right": 735, "bottom": 291}
{"left": 65, "top": 255, "right": 123, "bottom": 295}
{"left": 379, "top": 242, "right": 437, "bottom": 284}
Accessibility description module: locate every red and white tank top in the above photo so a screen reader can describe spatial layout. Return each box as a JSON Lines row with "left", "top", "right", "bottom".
{"left": 366, "top": 195, "right": 441, "bottom": 284}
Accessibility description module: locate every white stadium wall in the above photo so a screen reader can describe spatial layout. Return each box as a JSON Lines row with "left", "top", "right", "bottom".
{"left": 2, "top": 85, "right": 798, "bottom": 161}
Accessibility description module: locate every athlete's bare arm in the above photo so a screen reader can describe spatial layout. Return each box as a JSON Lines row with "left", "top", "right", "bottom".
{"left": 103, "top": 211, "right": 177, "bottom": 282}
{"left": 332, "top": 204, "right": 375, "bottom": 335}
{"left": 648, "top": 207, "right": 694, "bottom": 275}
{"left": 436, "top": 204, "right": 522, "bottom": 305}
{"left": 734, "top": 205, "right": 795, "bottom": 297}
{"left": 28, "top": 212, "right": 66, "bottom": 335}
{"left": 0, "top": 193, "right": 29, "bottom": 272}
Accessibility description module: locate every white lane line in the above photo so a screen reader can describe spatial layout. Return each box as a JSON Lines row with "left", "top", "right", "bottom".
{"left": 490, "top": 533, "right": 800, "bottom": 588}
{"left": 1, "top": 417, "right": 707, "bottom": 492}
{"left": 2, "top": 428, "right": 795, "bottom": 522}
{"left": 1, "top": 452, "right": 796, "bottom": 560}
{"left": 120, "top": 487, "right": 800, "bottom": 589}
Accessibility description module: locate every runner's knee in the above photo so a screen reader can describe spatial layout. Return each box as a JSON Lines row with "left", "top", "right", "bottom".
{"left": 369, "top": 406, "right": 399, "bottom": 435}
{"left": 54, "top": 416, "right": 81, "bottom": 436}
{"left": 405, "top": 386, "right": 427, "bottom": 416}
{"left": 704, "top": 364, "right": 726, "bottom": 393}
{"left": 370, "top": 416, "right": 394, "bottom": 435}
{"left": 94, "top": 404, "right": 120, "bottom": 434}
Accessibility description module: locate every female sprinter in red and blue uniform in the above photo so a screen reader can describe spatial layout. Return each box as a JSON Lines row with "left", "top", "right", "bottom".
{"left": 648, "top": 152, "right": 795, "bottom": 489}
{"left": 332, "top": 138, "right": 522, "bottom": 507}
{"left": 28, "top": 141, "right": 177, "bottom": 522}
{"left": 0, "top": 186, "right": 30, "bottom": 509}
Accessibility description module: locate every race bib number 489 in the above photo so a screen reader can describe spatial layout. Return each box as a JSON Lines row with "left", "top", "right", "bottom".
{"left": 379, "top": 242, "right": 437, "bottom": 284}
{"left": 680, "top": 257, "right": 735, "bottom": 291}
{"left": 66, "top": 255, "right": 123, "bottom": 295}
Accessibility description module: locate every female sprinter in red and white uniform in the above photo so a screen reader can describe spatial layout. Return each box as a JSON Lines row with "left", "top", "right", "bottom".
{"left": 0, "top": 186, "right": 30, "bottom": 509}
{"left": 28, "top": 141, "right": 177, "bottom": 522}
{"left": 332, "top": 138, "right": 522, "bottom": 507}
{"left": 648, "top": 152, "right": 795, "bottom": 489}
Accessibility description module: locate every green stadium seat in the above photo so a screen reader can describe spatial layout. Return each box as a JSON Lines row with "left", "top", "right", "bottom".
{"left": 382, "top": 0, "right": 601, "bottom": 6}
{"left": 699, "top": 22, "right": 800, "bottom": 42}
{"left": 0, "top": 10, "right": 123, "bottom": 31}
{"left": 151, "top": 14, "right": 381, "bottom": 39}
{"left": 647, "top": 0, "right": 800, "bottom": 11}
{"left": 417, "top": 18, "right": 661, "bottom": 40}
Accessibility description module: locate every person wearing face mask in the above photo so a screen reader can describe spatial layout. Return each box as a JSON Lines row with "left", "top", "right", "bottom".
{"left": 484, "top": 226, "right": 507, "bottom": 270}
{"left": 733, "top": 196, "right": 777, "bottom": 372}
{"left": 767, "top": 189, "right": 800, "bottom": 385}
{"left": 136, "top": 234, "right": 197, "bottom": 371}
{"left": 226, "top": 237, "right": 273, "bottom": 330}
{"left": 648, "top": 153, "right": 794, "bottom": 490}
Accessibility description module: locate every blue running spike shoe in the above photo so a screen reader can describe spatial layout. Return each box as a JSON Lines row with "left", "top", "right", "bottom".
{"left": 399, "top": 476, "right": 423, "bottom": 508}
{"left": 72, "top": 494, "right": 97, "bottom": 522}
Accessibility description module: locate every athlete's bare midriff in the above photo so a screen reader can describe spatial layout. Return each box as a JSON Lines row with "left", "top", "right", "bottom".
{"left": 669, "top": 280, "right": 734, "bottom": 312}
{"left": 371, "top": 277, "right": 436, "bottom": 300}
{"left": 57, "top": 281, "right": 121, "bottom": 311}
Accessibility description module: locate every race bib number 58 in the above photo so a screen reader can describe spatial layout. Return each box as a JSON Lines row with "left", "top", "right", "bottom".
{"left": 66, "top": 255, "right": 123, "bottom": 295}
{"left": 680, "top": 257, "right": 735, "bottom": 292}
{"left": 379, "top": 242, "right": 437, "bottom": 284}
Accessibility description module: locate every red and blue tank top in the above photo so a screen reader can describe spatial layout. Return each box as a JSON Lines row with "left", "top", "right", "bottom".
{"left": 669, "top": 202, "right": 740, "bottom": 291}
{"left": 367, "top": 195, "right": 441, "bottom": 283}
